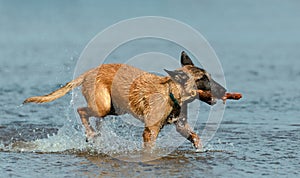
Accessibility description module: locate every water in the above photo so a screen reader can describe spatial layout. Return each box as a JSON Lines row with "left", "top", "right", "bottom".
{"left": 1, "top": 0, "right": 300, "bottom": 177}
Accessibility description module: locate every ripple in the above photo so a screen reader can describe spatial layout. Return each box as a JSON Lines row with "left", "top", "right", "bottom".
{"left": 289, "top": 124, "right": 300, "bottom": 127}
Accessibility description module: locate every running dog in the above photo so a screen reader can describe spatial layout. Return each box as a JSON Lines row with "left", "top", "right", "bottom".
{"left": 24, "top": 51, "right": 226, "bottom": 150}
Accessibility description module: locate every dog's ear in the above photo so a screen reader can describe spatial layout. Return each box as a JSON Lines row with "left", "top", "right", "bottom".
{"left": 181, "top": 51, "right": 194, "bottom": 66}
{"left": 164, "top": 69, "right": 189, "bottom": 84}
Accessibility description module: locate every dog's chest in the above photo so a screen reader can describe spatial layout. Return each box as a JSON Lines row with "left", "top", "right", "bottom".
{"left": 166, "top": 100, "right": 181, "bottom": 124}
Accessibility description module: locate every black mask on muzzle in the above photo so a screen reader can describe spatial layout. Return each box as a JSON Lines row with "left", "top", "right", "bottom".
{"left": 210, "top": 79, "right": 226, "bottom": 99}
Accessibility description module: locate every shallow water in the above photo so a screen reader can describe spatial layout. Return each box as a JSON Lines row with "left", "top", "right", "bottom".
{"left": 1, "top": 0, "right": 300, "bottom": 177}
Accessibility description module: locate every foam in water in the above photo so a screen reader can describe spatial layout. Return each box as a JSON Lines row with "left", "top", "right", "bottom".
{"left": 1, "top": 100, "right": 235, "bottom": 162}
{"left": 1, "top": 116, "right": 236, "bottom": 162}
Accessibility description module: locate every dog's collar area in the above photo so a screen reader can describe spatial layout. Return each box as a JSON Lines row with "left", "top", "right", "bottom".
{"left": 169, "top": 92, "right": 180, "bottom": 108}
{"left": 167, "top": 81, "right": 181, "bottom": 108}
{"left": 166, "top": 92, "right": 181, "bottom": 124}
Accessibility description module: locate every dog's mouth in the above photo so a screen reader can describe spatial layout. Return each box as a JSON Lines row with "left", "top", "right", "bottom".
{"left": 196, "top": 79, "right": 227, "bottom": 105}
{"left": 197, "top": 90, "right": 218, "bottom": 105}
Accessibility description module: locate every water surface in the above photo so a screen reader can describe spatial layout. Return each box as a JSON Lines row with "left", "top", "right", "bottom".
{"left": 1, "top": 0, "right": 300, "bottom": 177}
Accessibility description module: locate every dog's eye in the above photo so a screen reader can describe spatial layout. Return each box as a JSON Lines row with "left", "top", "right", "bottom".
{"left": 195, "top": 78, "right": 202, "bottom": 86}
{"left": 196, "top": 76, "right": 208, "bottom": 82}
{"left": 195, "top": 76, "right": 210, "bottom": 90}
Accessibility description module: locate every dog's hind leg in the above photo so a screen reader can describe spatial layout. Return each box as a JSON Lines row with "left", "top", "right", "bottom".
{"left": 80, "top": 83, "right": 112, "bottom": 141}
{"left": 77, "top": 107, "right": 96, "bottom": 141}
{"left": 142, "top": 124, "right": 162, "bottom": 149}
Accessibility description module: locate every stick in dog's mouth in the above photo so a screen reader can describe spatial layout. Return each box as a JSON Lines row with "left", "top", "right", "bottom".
{"left": 197, "top": 90, "right": 242, "bottom": 105}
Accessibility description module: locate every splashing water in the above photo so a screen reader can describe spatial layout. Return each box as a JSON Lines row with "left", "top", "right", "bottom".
{"left": 0, "top": 99, "right": 235, "bottom": 162}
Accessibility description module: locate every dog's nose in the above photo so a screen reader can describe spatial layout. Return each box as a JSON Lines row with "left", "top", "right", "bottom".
{"left": 211, "top": 79, "right": 226, "bottom": 99}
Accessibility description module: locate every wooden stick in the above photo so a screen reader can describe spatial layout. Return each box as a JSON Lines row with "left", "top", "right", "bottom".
{"left": 197, "top": 90, "right": 242, "bottom": 104}
{"left": 222, "top": 92, "right": 242, "bottom": 104}
{"left": 222, "top": 92, "right": 242, "bottom": 100}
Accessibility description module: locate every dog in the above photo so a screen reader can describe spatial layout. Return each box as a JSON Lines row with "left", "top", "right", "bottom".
{"left": 24, "top": 51, "right": 226, "bottom": 150}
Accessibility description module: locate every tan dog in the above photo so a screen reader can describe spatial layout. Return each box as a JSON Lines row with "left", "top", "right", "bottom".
{"left": 24, "top": 51, "right": 227, "bottom": 150}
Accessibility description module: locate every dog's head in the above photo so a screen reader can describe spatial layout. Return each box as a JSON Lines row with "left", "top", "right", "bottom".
{"left": 164, "top": 51, "right": 226, "bottom": 105}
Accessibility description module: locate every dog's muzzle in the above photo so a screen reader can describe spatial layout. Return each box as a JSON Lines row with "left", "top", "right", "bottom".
{"left": 210, "top": 79, "right": 226, "bottom": 99}
{"left": 197, "top": 79, "right": 226, "bottom": 105}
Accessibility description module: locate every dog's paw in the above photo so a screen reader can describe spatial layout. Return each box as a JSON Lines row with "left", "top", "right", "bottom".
{"left": 85, "top": 132, "right": 98, "bottom": 142}
{"left": 194, "top": 143, "right": 204, "bottom": 152}
{"left": 85, "top": 131, "right": 102, "bottom": 143}
{"left": 85, "top": 137, "right": 91, "bottom": 143}
{"left": 195, "top": 147, "right": 206, "bottom": 153}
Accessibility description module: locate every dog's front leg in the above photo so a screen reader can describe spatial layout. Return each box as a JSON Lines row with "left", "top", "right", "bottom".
{"left": 175, "top": 118, "right": 203, "bottom": 150}
{"left": 175, "top": 104, "right": 203, "bottom": 150}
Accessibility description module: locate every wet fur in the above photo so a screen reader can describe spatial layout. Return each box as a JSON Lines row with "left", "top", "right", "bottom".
{"left": 24, "top": 51, "right": 226, "bottom": 150}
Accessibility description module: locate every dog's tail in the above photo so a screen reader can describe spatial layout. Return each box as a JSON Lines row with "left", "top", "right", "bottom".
{"left": 23, "top": 70, "right": 90, "bottom": 104}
